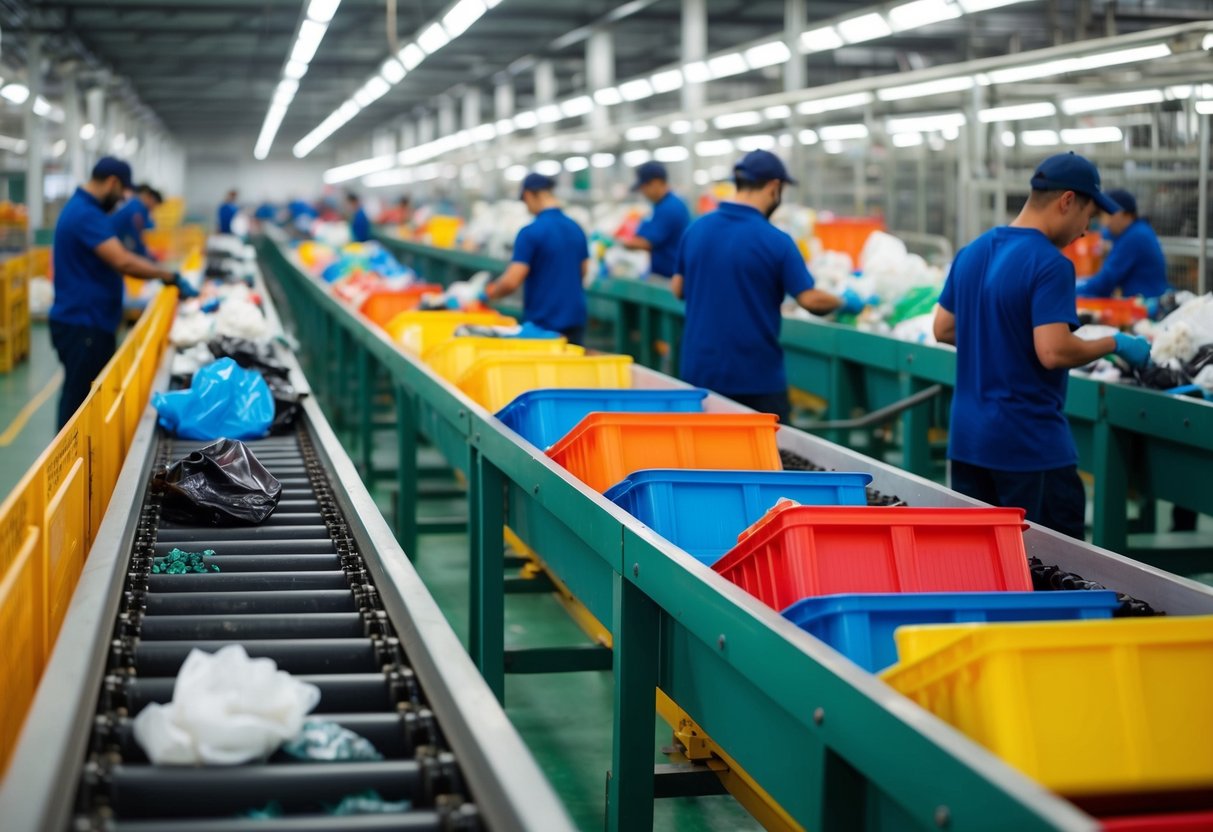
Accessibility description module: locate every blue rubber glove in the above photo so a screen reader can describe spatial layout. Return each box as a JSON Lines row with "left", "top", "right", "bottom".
{"left": 1112, "top": 332, "right": 1151, "bottom": 368}
{"left": 173, "top": 273, "right": 199, "bottom": 300}
{"left": 477, "top": 288, "right": 490, "bottom": 304}
{"left": 837, "top": 287, "right": 866, "bottom": 316}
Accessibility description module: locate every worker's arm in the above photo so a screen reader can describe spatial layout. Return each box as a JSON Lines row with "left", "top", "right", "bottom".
{"left": 1077, "top": 242, "right": 1133, "bottom": 298}
{"left": 670, "top": 274, "right": 683, "bottom": 299}
{"left": 795, "top": 288, "right": 844, "bottom": 315}
{"left": 581, "top": 258, "right": 589, "bottom": 279}
{"left": 485, "top": 262, "right": 529, "bottom": 300}
{"left": 1033, "top": 323, "right": 1118, "bottom": 370}
{"left": 933, "top": 306, "right": 957, "bottom": 345}
{"left": 619, "top": 235, "right": 652, "bottom": 252}
{"left": 94, "top": 237, "right": 175, "bottom": 283}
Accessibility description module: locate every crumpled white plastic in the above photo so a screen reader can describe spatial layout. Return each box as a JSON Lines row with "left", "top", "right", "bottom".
{"left": 1194, "top": 365, "right": 1213, "bottom": 394}
{"left": 1151, "top": 294, "right": 1213, "bottom": 364}
{"left": 170, "top": 342, "right": 217, "bottom": 377}
{"left": 214, "top": 298, "right": 271, "bottom": 340}
{"left": 132, "top": 645, "right": 321, "bottom": 765}
{"left": 169, "top": 311, "right": 215, "bottom": 348}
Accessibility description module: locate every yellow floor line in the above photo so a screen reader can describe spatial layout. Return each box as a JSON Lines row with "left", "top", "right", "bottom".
{"left": 0, "top": 369, "right": 63, "bottom": 446}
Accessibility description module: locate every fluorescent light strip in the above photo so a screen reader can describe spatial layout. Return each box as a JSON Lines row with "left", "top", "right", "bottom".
{"left": 986, "top": 43, "right": 1171, "bottom": 84}
{"left": 878, "top": 75, "right": 974, "bottom": 101}
{"left": 976, "top": 101, "right": 1055, "bottom": 122}
{"left": 654, "top": 145, "right": 689, "bottom": 162}
{"left": 888, "top": 0, "right": 961, "bottom": 32}
{"left": 1060, "top": 126, "right": 1123, "bottom": 144}
{"left": 745, "top": 41, "right": 791, "bottom": 69}
{"left": 707, "top": 52, "right": 748, "bottom": 79}
{"left": 255, "top": 0, "right": 343, "bottom": 159}
{"left": 324, "top": 154, "right": 396, "bottom": 184}
{"left": 564, "top": 155, "right": 589, "bottom": 171}
{"left": 818, "top": 123, "right": 869, "bottom": 141}
{"left": 1020, "top": 129, "right": 1059, "bottom": 146}
{"left": 625, "top": 125, "right": 662, "bottom": 141}
{"left": 713, "top": 110, "right": 763, "bottom": 129}
{"left": 1196, "top": 100, "right": 1213, "bottom": 116}
{"left": 837, "top": 13, "right": 892, "bottom": 44}
{"left": 796, "top": 91, "right": 874, "bottom": 115}
{"left": 1061, "top": 88, "right": 1164, "bottom": 115}
{"left": 650, "top": 69, "right": 685, "bottom": 93}
{"left": 885, "top": 112, "right": 966, "bottom": 133}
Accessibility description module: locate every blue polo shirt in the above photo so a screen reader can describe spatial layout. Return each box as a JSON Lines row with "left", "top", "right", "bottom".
{"left": 636, "top": 192, "right": 691, "bottom": 278}
{"left": 218, "top": 201, "right": 238, "bottom": 234}
{"left": 1077, "top": 218, "right": 1168, "bottom": 299}
{"left": 512, "top": 207, "right": 589, "bottom": 332}
{"left": 939, "top": 226, "right": 1081, "bottom": 472}
{"left": 350, "top": 207, "right": 372, "bottom": 242}
{"left": 676, "top": 201, "right": 813, "bottom": 395}
{"left": 111, "top": 198, "right": 153, "bottom": 257}
{"left": 50, "top": 188, "right": 123, "bottom": 333}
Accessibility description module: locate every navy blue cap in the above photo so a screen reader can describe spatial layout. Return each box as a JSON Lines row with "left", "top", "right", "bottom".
{"left": 733, "top": 150, "right": 797, "bottom": 186}
{"left": 631, "top": 161, "right": 668, "bottom": 191}
{"left": 519, "top": 172, "right": 556, "bottom": 198}
{"left": 1029, "top": 152, "right": 1119, "bottom": 214}
{"left": 1105, "top": 188, "right": 1137, "bottom": 215}
{"left": 92, "top": 156, "right": 133, "bottom": 188}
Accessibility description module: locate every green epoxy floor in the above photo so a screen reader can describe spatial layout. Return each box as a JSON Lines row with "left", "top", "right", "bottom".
{"left": 0, "top": 322, "right": 60, "bottom": 496}
{"left": 365, "top": 462, "right": 764, "bottom": 832}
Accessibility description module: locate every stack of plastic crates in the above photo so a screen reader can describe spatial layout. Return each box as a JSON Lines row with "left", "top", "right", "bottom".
{"left": 0, "top": 253, "right": 30, "bottom": 372}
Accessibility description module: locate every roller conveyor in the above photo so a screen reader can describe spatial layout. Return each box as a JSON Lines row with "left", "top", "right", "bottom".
{"left": 0, "top": 275, "right": 573, "bottom": 832}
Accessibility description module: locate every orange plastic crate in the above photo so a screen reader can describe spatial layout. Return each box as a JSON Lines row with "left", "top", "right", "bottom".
{"left": 814, "top": 217, "right": 885, "bottom": 263}
{"left": 712, "top": 505, "right": 1031, "bottom": 610}
{"left": 359, "top": 285, "right": 442, "bottom": 327}
{"left": 1076, "top": 297, "right": 1148, "bottom": 329}
{"left": 546, "top": 412, "right": 781, "bottom": 493}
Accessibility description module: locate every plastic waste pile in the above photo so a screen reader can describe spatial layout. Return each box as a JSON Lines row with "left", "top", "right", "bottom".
{"left": 417, "top": 270, "right": 493, "bottom": 312}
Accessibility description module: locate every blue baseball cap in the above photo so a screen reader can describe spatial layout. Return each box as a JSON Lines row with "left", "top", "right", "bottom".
{"left": 733, "top": 150, "right": 797, "bottom": 186}
{"left": 631, "top": 161, "right": 668, "bottom": 190}
{"left": 1105, "top": 188, "right": 1137, "bottom": 215}
{"left": 1029, "top": 152, "right": 1119, "bottom": 214}
{"left": 519, "top": 172, "right": 556, "bottom": 198}
{"left": 92, "top": 156, "right": 133, "bottom": 188}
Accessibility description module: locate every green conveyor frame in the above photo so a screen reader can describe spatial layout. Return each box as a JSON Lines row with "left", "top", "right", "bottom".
{"left": 259, "top": 233, "right": 1213, "bottom": 832}
{"left": 376, "top": 232, "right": 1213, "bottom": 574}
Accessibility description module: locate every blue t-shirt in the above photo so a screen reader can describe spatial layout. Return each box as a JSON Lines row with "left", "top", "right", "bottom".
{"left": 255, "top": 203, "right": 278, "bottom": 221}
{"left": 350, "top": 207, "right": 372, "bottom": 242}
{"left": 939, "top": 226, "right": 1081, "bottom": 472}
{"left": 636, "top": 192, "right": 691, "bottom": 278}
{"left": 677, "top": 201, "right": 814, "bottom": 395}
{"left": 50, "top": 188, "right": 124, "bottom": 332}
{"left": 218, "top": 202, "right": 238, "bottom": 234}
{"left": 511, "top": 207, "right": 589, "bottom": 332}
{"left": 111, "top": 198, "right": 153, "bottom": 257}
{"left": 1077, "top": 219, "right": 1168, "bottom": 299}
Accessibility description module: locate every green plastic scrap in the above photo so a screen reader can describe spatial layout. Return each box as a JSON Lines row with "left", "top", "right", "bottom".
{"left": 282, "top": 719, "right": 384, "bottom": 762}
{"left": 150, "top": 547, "right": 219, "bottom": 574}
{"left": 328, "top": 790, "right": 412, "bottom": 816}
{"left": 243, "top": 801, "right": 284, "bottom": 819}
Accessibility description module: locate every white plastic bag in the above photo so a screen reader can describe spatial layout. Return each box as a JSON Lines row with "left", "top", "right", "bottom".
{"left": 214, "top": 298, "right": 271, "bottom": 340}
{"left": 170, "top": 342, "right": 217, "bottom": 377}
{"left": 132, "top": 644, "right": 320, "bottom": 765}
{"left": 169, "top": 311, "right": 215, "bottom": 348}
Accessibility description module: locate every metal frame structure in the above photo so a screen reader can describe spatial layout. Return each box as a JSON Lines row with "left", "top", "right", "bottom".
{"left": 258, "top": 234, "right": 1213, "bottom": 831}
{"left": 376, "top": 234, "right": 1213, "bottom": 572}
{"left": 0, "top": 262, "right": 572, "bottom": 832}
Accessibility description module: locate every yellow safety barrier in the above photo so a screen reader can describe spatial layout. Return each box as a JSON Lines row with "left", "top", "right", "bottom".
{"left": 0, "top": 287, "right": 176, "bottom": 775}
{"left": 0, "top": 252, "right": 32, "bottom": 372}
{"left": 144, "top": 224, "right": 206, "bottom": 262}
{"left": 151, "top": 197, "right": 186, "bottom": 230}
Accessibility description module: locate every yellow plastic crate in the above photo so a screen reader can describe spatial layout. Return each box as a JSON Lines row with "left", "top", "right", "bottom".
{"left": 458, "top": 353, "right": 633, "bottom": 412}
{"left": 881, "top": 616, "right": 1213, "bottom": 797}
{"left": 384, "top": 311, "right": 516, "bottom": 354}
{"left": 423, "top": 337, "right": 582, "bottom": 382}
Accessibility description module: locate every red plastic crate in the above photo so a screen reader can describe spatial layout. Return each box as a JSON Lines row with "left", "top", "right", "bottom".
{"left": 712, "top": 505, "right": 1031, "bottom": 610}
{"left": 1102, "top": 810, "right": 1213, "bottom": 831}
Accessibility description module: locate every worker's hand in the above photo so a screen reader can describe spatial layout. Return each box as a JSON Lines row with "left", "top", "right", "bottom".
{"left": 1112, "top": 332, "right": 1151, "bottom": 368}
{"left": 173, "top": 273, "right": 200, "bottom": 300}
{"left": 477, "top": 288, "right": 491, "bottom": 304}
{"left": 837, "top": 287, "right": 866, "bottom": 316}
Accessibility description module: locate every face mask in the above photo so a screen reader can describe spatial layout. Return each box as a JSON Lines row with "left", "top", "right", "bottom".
{"left": 765, "top": 187, "right": 782, "bottom": 220}
{"left": 102, "top": 184, "right": 124, "bottom": 212}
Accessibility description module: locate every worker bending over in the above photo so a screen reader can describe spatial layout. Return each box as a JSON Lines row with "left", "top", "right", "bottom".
{"left": 484, "top": 173, "right": 589, "bottom": 345}
{"left": 933, "top": 153, "right": 1150, "bottom": 539}
{"left": 218, "top": 189, "right": 239, "bottom": 234}
{"left": 112, "top": 184, "right": 162, "bottom": 258}
{"left": 672, "top": 150, "right": 865, "bottom": 424}
{"left": 50, "top": 157, "right": 198, "bottom": 428}
{"left": 618, "top": 161, "right": 691, "bottom": 279}
{"left": 1076, "top": 188, "right": 1168, "bottom": 300}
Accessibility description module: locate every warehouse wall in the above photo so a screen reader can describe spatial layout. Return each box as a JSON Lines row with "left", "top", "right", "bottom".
{"left": 183, "top": 137, "right": 333, "bottom": 225}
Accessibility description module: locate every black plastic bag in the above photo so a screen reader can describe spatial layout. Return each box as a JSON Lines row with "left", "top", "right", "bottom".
{"left": 1185, "top": 344, "right": 1213, "bottom": 377}
{"left": 1135, "top": 363, "right": 1190, "bottom": 390}
{"left": 208, "top": 336, "right": 290, "bottom": 379}
{"left": 156, "top": 438, "right": 282, "bottom": 525}
{"left": 264, "top": 375, "right": 305, "bottom": 435}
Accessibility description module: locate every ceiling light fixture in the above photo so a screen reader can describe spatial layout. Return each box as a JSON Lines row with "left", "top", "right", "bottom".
{"left": 976, "top": 101, "right": 1055, "bottom": 122}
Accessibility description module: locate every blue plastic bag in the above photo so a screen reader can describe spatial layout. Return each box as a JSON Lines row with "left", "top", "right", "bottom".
{"left": 153, "top": 357, "right": 274, "bottom": 440}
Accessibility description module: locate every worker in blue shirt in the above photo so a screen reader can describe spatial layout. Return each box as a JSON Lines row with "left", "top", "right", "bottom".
{"left": 619, "top": 161, "right": 691, "bottom": 278}
{"left": 933, "top": 153, "right": 1151, "bottom": 539}
{"left": 347, "top": 192, "right": 372, "bottom": 243}
{"left": 49, "top": 157, "right": 198, "bottom": 428}
{"left": 218, "top": 189, "right": 239, "bottom": 234}
{"left": 111, "top": 184, "right": 162, "bottom": 258}
{"left": 1076, "top": 188, "right": 1169, "bottom": 300}
{"left": 672, "top": 150, "right": 865, "bottom": 424}
{"left": 484, "top": 173, "right": 589, "bottom": 345}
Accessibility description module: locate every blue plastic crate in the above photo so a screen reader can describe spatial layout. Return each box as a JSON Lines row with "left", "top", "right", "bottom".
{"left": 494, "top": 388, "right": 709, "bottom": 450}
{"left": 603, "top": 469, "right": 872, "bottom": 565}
{"left": 782, "top": 591, "right": 1122, "bottom": 672}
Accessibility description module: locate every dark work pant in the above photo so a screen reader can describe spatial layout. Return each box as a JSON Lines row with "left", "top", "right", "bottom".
{"left": 50, "top": 319, "right": 116, "bottom": 429}
{"left": 561, "top": 325, "right": 586, "bottom": 348}
{"left": 950, "top": 459, "right": 1087, "bottom": 540}
{"left": 722, "top": 390, "right": 791, "bottom": 425}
